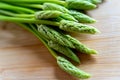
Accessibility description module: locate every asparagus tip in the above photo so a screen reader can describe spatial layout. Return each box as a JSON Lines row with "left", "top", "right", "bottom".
{"left": 76, "top": 59, "right": 81, "bottom": 64}
{"left": 91, "top": 18, "right": 97, "bottom": 23}
{"left": 90, "top": 49, "right": 98, "bottom": 54}
{"left": 82, "top": 73, "right": 91, "bottom": 79}
{"left": 95, "top": 29, "right": 101, "bottom": 34}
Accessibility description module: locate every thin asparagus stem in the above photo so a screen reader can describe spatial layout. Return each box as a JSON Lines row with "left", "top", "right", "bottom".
{"left": 0, "top": 15, "right": 60, "bottom": 26}
{"left": 1, "top": 0, "right": 97, "bottom": 10}
{"left": 30, "top": 24, "right": 58, "bottom": 58}
{"left": 0, "top": 9, "right": 34, "bottom": 18}
{"left": 6, "top": 3, "right": 43, "bottom": 9}
{"left": 0, "top": 9, "right": 68, "bottom": 21}
{"left": 19, "top": 23, "right": 91, "bottom": 79}
{"left": 48, "top": 40, "right": 80, "bottom": 63}
{"left": 0, "top": 9, "right": 60, "bottom": 26}
{"left": 27, "top": 24, "right": 80, "bottom": 63}
{"left": 18, "top": 4, "right": 43, "bottom": 9}
{"left": 0, "top": 14, "right": 100, "bottom": 34}
{"left": 0, "top": 2, "right": 35, "bottom": 13}
{"left": 0, "top": 0, "right": 67, "bottom": 7}
{"left": 18, "top": 23, "right": 58, "bottom": 59}
{"left": 37, "top": 24, "right": 75, "bottom": 48}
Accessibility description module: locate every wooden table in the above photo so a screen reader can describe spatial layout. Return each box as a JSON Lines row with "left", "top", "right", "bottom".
{"left": 0, "top": 0, "right": 120, "bottom": 80}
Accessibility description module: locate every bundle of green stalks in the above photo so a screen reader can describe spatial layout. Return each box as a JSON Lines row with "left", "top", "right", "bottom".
{"left": 0, "top": 0, "right": 102, "bottom": 79}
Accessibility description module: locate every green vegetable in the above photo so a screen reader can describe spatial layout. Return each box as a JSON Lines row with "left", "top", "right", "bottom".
{"left": 48, "top": 40, "right": 80, "bottom": 63}
{"left": 91, "top": 0, "right": 102, "bottom": 4}
{"left": 35, "top": 10, "right": 78, "bottom": 22}
{"left": 1, "top": 0, "right": 96, "bottom": 10}
{"left": 0, "top": 0, "right": 102, "bottom": 79}
{"left": 65, "top": 35, "right": 98, "bottom": 54}
{"left": 19, "top": 23, "right": 90, "bottom": 79}
{"left": 18, "top": 23, "right": 58, "bottom": 59}
{"left": 43, "top": 3, "right": 69, "bottom": 13}
{"left": 60, "top": 13, "right": 78, "bottom": 22}
{"left": 0, "top": 14, "right": 100, "bottom": 34}
{"left": 69, "top": 10, "right": 96, "bottom": 23}
{"left": 0, "top": 2, "right": 96, "bottom": 23}
{"left": 0, "top": 15, "right": 60, "bottom": 26}
{"left": 0, "top": 2, "right": 34, "bottom": 13}
{"left": 60, "top": 20, "right": 100, "bottom": 34}
{"left": 66, "top": 0, "right": 96, "bottom": 10}
{"left": 71, "top": 0, "right": 102, "bottom": 4}
{"left": 57, "top": 56, "right": 91, "bottom": 79}
{"left": 0, "top": 0, "right": 67, "bottom": 6}
{"left": 37, "top": 24, "right": 75, "bottom": 48}
{"left": 35, "top": 10, "right": 63, "bottom": 19}
{"left": 0, "top": 9, "right": 76, "bottom": 22}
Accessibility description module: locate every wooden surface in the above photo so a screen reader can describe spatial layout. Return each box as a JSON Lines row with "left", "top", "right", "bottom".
{"left": 0, "top": 0, "right": 120, "bottom": 80}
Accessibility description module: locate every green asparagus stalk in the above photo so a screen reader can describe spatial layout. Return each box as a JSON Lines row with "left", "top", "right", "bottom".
{"left": 43, "top": 3, "right": 96, "bottom": 23}
{"left": 0, "top": 2, "right": 77, "bottom": 22}
{"left": 35, "top": 9, "right": 77, "bottom": 21}
{"left": 35, "top": 10, "right": 63, "bottom": 19}
{"left": 60, "top": 13, "right": 78, "bottom": 22}
{"left": 57, "top": 56, "right": 91, "bottom": 79}
{"left": 66, "top": 0, "right": 96, "bottom": 10}
{"left": 0, "top": 9, "right": 76, "bottom": 22}
{"left": 60, "top": 20, "right": 100, "bottom": 34}
{"left": 27, "top": 24, "right": 91, "bottom": 78}
{"left": 43, "top": 3, "right": 69, "bottom": 13}
{"left": 65, "top": 35, "right": 98, "bottom": 54}
{"left": 90, "top": 0, "right": 102, "bottom": 4}
{"left": 69, "top": 10, "right": 96, "bottom": 23}
{"left": 0, "top": 15, "right": 60, "bottom": 26}
{"left": 18, "top": 23, "right": 91, "bottom": 79}
{"left": 42, "top": 3, "right": 77, "bottom": 21}
{"left": 27, "top": 23, "right": 80, "bottom": 63}
{"left": 18, "top": 23, "right": 58, "bottom": 59}
{"left": 0, "top": 0, "right": 66, "bottom": 6}
{"left": 0, "top": 14, "right": 100, "bottom": 34}
{"left": 0, "top": 9, "right": 34, "bottom": 18}
{"left": 1, "top": 0, "right": 96, "bottom": 10}
{"left": 0, "top": 2, "right": 96, "bottom": 23}
{"left": 37, "top": 24, "right": 75, "bottom": 48}
{"left": 0, "top": 2, "right": 69, "bottom": 13}
{"left": 48, "top": 40, "right": 80, "bottom": 63}
{"left": 0, "top": 2, "right": 34, "bottom": 13}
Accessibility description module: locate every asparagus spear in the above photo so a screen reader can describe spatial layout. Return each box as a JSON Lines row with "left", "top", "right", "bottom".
{"left": 48, "top": 40, "right": 80, "bottom": 63}
{"left": 69, "top": 10, "right": 96, "bottom": 23}
{"left": 0, "top": 2, "right": 96, "bottom": 23}
{"left": 65, "top": 35, "right": 98, "bottom": 54}
{"left": 1, "top": 0, "right": 96, "bottom": 10}
{"left": 60, "top": 20, "right": 100, "bottom": 34}
{"left": 0, "top": 2, "right": 34, "bottom": 13}
{"left": 37, "top": 24, "right": 75, "bottom": 48}
{"left": 90, "top": 0, "right": 103, "bottom": 4}
{"left": 35, "top": 10, "right": 63, "bottom": 19}
{"left": 19, "top": 24, "right": 91, "bottom": 79}
{"left": 23, "top": 23, "right": 80, "bottom": 63}
{"left": 57, "top": 56, "right": 91, "bottom": 79}
{"left": 0, "top": 15, "right": 100, "bottom": 34}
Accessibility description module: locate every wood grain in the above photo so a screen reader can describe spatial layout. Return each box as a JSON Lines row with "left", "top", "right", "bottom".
{"left": 0, "top": 0, "right": 120, "bottom": 80}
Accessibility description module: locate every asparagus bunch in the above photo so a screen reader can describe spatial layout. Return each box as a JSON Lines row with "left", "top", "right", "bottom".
{"left": 0, "top": 0, "right": 102, "bottom": 79}
{"left": 19, "top": 23, "right": 91, "bottom": 79}
{"left": 0, "top": 0, "right": 98, "bottom": 10}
